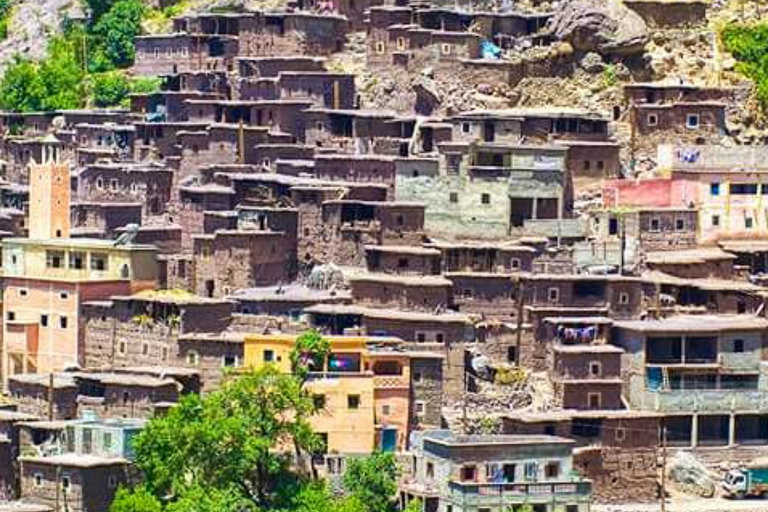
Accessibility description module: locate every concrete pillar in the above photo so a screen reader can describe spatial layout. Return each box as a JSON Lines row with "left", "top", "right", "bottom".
{"left": 729, "top": 414, "right": 737, "bottom": 447}
{"left": 531, "top": 197, "right": 538, "bottom": 220}
{"left": 691, "top": 415, "right": 698, "bottom": 448}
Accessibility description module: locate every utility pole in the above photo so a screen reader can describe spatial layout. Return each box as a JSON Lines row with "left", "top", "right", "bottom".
{"left": 619, "top": 213, "right": 626, "bottom": 275}
{"left": 660, "top": 426, "right": 668, "bottom": 512}
{"left": 48, "top": 372, "right": 54, "bottom": 421}
{"left": 515, "top": 277, "right": 525, "bottom": 366}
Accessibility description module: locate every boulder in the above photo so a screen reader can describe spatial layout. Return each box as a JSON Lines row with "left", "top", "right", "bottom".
{"left": 549, "top": 0, "right": 649, "bottom": 55}
{"left": 580, "top": 51, "right": 605, "bottom": 73}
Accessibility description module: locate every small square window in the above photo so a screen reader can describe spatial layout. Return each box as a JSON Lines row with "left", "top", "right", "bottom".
{"left": 675, "top": 218, "right": 685, "bottom": 231}
{"left": 615, "top": 428, "right": 626, "bottom": 442}
{"left": 686, "top": 113, "right": 700, "bottom": 129}
{"left": 510, "top": 258, "right": 521, "bottom": 270}
{"left": 186, "top": 351, "right": 199, "bottom": 366}
{"left": 734, "top": 339, "right": 745, "bottom": 353}
{"left": 548, "top": 287, "right": 559, "bottom": 303}
{"left": 59, "top": 292, "right": 69, "bottom": 300}
{"left": 62, "top": 475, "right": 71, "bottom": 489}
{"left": 588, "top": 392, "right": 601, "bottom": 409}
{"left": 462, "top": 122, "right": 471, "bottom": 133}
{"left": 589, "top": 361, "right": 602, "bottom": 377}
{"left": 460, "top": 465, "right": 476, "bottom": 482}
{"left": 415, "top": 401, "right": 425, "bottom": 415}
{"left": 60, "top": 316, "right": 68, "bottom": 329}
{"left": 649, "top": 217, "right": 661, "bottom": 232}
{"left": 41, "top": 315, "right": 48, "bottom": 327}
{"left": 647, "top": 113, "right": 658, "bottom": 127}
{"left": 34, "top": 473, "right": 43, "bottom": 487}
{"left": 441, "top": 43, "right": 451, "bottom": 55}
{"left": 375, "top": 41, "right": 385, "bottom": 54}
{"left": 449, "top": 192, "right": 458, "bottom": 203}
{"left": 347, "top": 394, "right": 360, "bottom": 409}
{"left": 746, "top": 217, "right": 754, "bottom": 229}
{"left": 619, "top": 292, "right": 630, "bottom": 305}
{"left": 481, "top": 193, "right": 491, "bottom": 205}
{"left": 18, "top": 288, "right": 27, "bottom": 297}
{"left": 264, "top": 350, "right": 274, "bottom": 362}
{"left": 313, "top": 394, "right": 326, "bottom": 409}
{"left": 382, "top": 404, "right": 391, "bottom": 415}
{"left": 396, "top": 37, "right": 406, "bottom": 50}
{"left": 711, "top": 183, "right": 720, "bottom": 196}
{"left": 222, "top": 354, "right": 238, "bottom": 367}
{"left": 545, "top": 461, "right": 560, "bottom": 479}
{"left": 712, "top": 215, "right": 720, "bottom": 227}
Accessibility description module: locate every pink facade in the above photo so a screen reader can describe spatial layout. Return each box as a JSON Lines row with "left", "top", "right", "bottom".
{"left": 602, "top": 178, "right": 698, "bottom": 208}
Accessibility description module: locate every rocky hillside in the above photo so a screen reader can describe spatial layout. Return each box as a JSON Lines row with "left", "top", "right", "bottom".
{"left": 0, "top": 0, "right": 83, "bottom": 73}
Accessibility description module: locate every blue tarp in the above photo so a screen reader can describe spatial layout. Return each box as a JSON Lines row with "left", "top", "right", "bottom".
{"left": 481, "top": 40, "right": 502, "bottom": 59}
{"left": 647, "top": 367, "right": 663, "bottom": 391}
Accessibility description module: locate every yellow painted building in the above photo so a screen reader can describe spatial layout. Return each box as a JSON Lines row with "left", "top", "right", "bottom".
{"left": 243, "top": 334, "right": 413, "bottom": 454}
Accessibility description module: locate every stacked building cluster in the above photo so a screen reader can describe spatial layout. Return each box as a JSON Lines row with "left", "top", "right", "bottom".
{"left": 0, "top": 0, "right": 764, "bottom": 511}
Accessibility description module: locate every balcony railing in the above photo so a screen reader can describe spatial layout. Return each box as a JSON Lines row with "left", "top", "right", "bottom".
{"left": 448, "top": 480, "right": 592, "bottom": 506}
{"left": 642, "top": 389, "right": 768, "bottom": 413}
{"left": 373, "top": 375, "right": 409, "bottom": 389}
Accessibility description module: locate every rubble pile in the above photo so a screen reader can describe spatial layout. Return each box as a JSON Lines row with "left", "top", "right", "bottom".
{"left": 668, "top": 451, "right": 717, "bottom": 498}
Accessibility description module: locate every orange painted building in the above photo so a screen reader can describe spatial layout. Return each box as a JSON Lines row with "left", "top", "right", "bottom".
{"left": 1, "top": 146, "right": 158, "bottom": 385}
{"left": 243, "top": 333, "right": 417, "bottom": 453}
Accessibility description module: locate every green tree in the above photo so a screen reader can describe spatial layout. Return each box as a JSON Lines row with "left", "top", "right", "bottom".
{"left": 343, "top": 453, "right": 398, "bottom": 512}
{"left": 131, "top": 366, "right": 320, "bottom": 509}
{"left": 722, "top": 23, "right": 768, "bottom": 111}
{"left": 0, "top": 56, "right": 45, "bottom": 112}
{"left": 92, "top": 0, "right": 146, "bottom": 69}
{"left": 91, "top": 70, "right": 131, "bottom": 107}
{"left": 290, "top": 329, "right": 331, "bottom": 382}
{"left": 165, "top": 484, "right": 259, "bottom": 512}
{"left": 38, "top": 34, "right": 86, "bottom": 110}
{"left": 130, "top": 76, "right": 164, "bottom": 95}
{"left": 83, "top": 0, "right": 120, "bottom": 23}
{"left": 109, "top": 486, "right": 163, "bottom": 512}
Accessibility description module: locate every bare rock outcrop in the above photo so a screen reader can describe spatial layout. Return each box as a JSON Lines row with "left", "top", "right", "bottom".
{"left": 548, "top": 0, "right": 649, "bottom": 55}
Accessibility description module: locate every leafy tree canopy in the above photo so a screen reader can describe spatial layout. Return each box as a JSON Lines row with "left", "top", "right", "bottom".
{"left": 110, "top": 332, "right": 404, "bottom": 512}
{"left": 722, "top": 23, "right": 768, "bottom": 111}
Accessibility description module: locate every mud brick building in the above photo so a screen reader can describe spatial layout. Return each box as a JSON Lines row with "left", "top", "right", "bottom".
{"left": 70, "top": 202, "right": 143, "bottom": 237}
{"left": 550, "top": 344, "right": 624, "bottom": 410}
{"left": 76, "top": 162, "right": 173, "bottom": 218}
{"left": 133, "top": 33, "right": 239, "bottom": 76}
{"left": 81, "top": 291, "right": 232, "bottom": 365}
{"left": 621, "top": 83, "right": 733, "bottom": 160}
{"left": 19, "top": 455, "right": 131, "bottom": 512}
{"left": 8, "top": 372, "right": 179, "bottom": 421}
{"left": 0, "top": 411, "right": 39, "bottom": 501}
{"left": 503, "top": 411, "right": 662, "bottom": 503}
{"left": 365, "top": 245, "right": 442, "bottom": 275}
{"left": 228, "top": 284, "right": 352, "bottom": 317}
{"left": 192, "top": 229, "right": 296, "bottom": 297}
{"left": 82, "top": 292, "right": 239, "bottom": 391}
{"left": 348, "top": 272, "right": 453, "bottom": 311}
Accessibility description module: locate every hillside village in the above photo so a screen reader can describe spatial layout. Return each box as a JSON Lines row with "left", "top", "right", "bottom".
{"left": 0, "top": 0, "right": 765, "bottom": 511}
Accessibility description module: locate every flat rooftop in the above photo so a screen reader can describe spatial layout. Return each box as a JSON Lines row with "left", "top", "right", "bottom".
{"left": 614, "top": 314, "right": 768, "bottom": 333}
